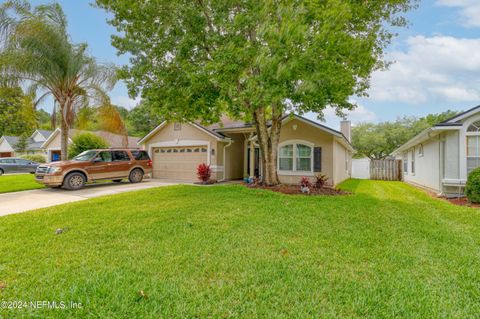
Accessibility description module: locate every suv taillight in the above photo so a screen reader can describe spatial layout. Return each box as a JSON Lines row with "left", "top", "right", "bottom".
{"left": 147, "top": 160, "right": 152, "bottom": 167}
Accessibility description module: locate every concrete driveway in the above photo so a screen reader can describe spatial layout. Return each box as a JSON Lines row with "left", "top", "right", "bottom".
{"left": 0, "top": 179, "right": 181, "bottom": 217}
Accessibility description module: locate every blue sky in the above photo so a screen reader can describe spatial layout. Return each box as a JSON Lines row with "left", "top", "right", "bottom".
{"left": 30, "top": 0, "right": 480, "bottom": 129}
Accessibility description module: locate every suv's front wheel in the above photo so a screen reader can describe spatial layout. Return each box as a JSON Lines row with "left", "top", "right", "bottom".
{"left": 63, "top": 172, "right": 86, "bottom": 190}
{"left": 129, "top": 168, "right": 144, "bottom": 183}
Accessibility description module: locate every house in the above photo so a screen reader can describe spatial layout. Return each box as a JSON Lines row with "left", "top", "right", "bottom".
{"left": 392, "top": 104, "right": 480, "bottom": 196}
{"left": 0, "top": 129, "right": 53, "bottom": 158}
{"left": 138, "top": 114, "right": 354, "bottom": 185}
{"left": 42, "top": 128, "right": 141, "bottom": 162}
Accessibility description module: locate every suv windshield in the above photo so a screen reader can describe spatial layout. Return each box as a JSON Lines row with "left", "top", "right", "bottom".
{"left": 73, "top": 150, "right": 98, "bottom": 161}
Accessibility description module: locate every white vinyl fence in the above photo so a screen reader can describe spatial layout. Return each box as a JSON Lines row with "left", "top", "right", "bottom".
{"left": 352, "top": 158, "right": 370, "bottom": 179}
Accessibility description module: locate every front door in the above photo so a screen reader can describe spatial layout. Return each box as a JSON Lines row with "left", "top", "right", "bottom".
{"left": 247, "top": 146, "right": 260, "bottom": 177}
{"left": 51, "top": 150, "right": 61, "bottom": 162}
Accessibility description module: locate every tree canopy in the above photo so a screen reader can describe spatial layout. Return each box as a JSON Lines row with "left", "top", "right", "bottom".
{"left": 352, "top": 110, "right": 459, "bottom": 159}
{"left": 97, "top": 0, "right": 417, "bottom": 184}
{"left": 0, "top": 86, "right": 37, "bottom": 137}
{"left": 0, "top": 1, "right": 118, "bottom": 160}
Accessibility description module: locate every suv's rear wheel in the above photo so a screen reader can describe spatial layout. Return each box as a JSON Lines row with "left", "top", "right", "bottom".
{"left": 129, "top": 168, "right": 144, "bottom": 183}
{"left": 63, "top": 172, "right": 86, "bottom": 190}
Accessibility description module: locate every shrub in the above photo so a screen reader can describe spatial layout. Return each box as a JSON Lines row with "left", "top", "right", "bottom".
{"left": 20, "top": 154, "right": 46, "bottom": 163}
{"left": 68, "top": 132, "right": 108, "bottom": 159}
{"left": 314, "top": 174, "right": 328, "bottom": 188}
{"left": 197, "top": 163, "right": 211, "bottom": 183}
{"left": 466, "top": 168, "right": 480, "bottom": 203}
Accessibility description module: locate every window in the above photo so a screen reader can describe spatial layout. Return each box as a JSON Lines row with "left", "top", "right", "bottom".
{"left": 467, "top": 121, "right": 480, "bottom": 173}
{"left": 403, "top": 153, "right": 408, "bottom": 174}
{"left": 96, "top": 151, "right": 113, "bottom": 162}
{"left": 411, "top": 148, "right": 415, "bottom": 175}
{"left": 131, "top": 150, "right": 150, "bottom": 160}
{"left": 467, "top": 136, "right": 480, "bottom": 173}
{"left": 296, "top": 144, "right": 311, "bottom": 171}
{"left": 112, "top": 151, "right": 130, "bottom": 161}
{"left": 418, "top": 144, "right": 424, "bottom": 157}
{"left": 279, "top": 144, "right": 293, "bottom": 171}
{"left": 278, "top": 142, "right": 313, "bottom": 173}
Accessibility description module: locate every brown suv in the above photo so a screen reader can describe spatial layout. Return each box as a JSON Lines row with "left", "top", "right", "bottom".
{"left": 35, "top": 149, "right": 153, "bottom": 190}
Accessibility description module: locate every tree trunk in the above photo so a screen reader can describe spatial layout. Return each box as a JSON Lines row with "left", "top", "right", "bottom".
{"left": 60, "top": 118, "right": 69, "bottom": 161}
{"left": 253, "top": 106, "right": 282, "bottom": 186}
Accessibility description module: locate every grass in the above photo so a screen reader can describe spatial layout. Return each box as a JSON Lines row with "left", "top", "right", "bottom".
{"left": 1, "top": 180, "right": 480, "bottom": 318}
{"left": 0, "top": 174, "right": 44, "bottom": 193}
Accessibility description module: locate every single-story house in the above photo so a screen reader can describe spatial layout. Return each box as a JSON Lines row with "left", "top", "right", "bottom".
{"left": 392, "top": 104, "right": 480, "bottom": 196}
{"left": 42, "top": 128, "right": 141, "bottom": 162}
{"left": 138, "top": 114, "right": 354, "bottom": 185}
{"left": 0, "top": 129, "right": 53, "bottom": 158}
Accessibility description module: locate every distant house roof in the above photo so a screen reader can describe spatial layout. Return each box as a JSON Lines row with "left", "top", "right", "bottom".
{"left": 42, "top": 128, "right": 141, "bottom": 149}
{"left": 1, "top": 135, "right": 45, "bottom": 151}
{"left": 36, "top": 130, "right": 54, "bottom": 139}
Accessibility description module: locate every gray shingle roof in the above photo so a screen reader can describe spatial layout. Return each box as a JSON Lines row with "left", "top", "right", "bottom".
{"left": 2, "top": 135, "right": 44, "bottom": 151}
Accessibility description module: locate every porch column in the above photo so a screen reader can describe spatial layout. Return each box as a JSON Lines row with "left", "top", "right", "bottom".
{"left": 249, "top": 140, "right": 255, "bottom": 178}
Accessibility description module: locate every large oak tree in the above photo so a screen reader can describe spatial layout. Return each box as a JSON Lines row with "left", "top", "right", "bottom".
{"left": 97, "top": 0, "right": 417, "bottom": 185}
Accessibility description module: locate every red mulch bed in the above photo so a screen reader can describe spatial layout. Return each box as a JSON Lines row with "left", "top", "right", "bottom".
{"left": 245, "top": 183, "right": 350, "bottom": 196}
{"left": 444, "top": 197, "right": 480, "bottom": 208}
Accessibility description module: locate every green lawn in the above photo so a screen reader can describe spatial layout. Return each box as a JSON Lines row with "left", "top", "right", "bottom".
{"left": 1, "top": 180, "right": 479, "bottom": 318}
{"left": 0, "top": 174, "right": 44, "bottom": 193}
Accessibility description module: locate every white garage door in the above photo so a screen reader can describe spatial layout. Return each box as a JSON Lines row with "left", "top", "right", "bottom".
{"left": 152, "top": 146, "right": 208, "bottom": 180}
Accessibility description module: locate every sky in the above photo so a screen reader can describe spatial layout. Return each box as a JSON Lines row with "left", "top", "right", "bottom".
{"left": 29, "top": 0, "right": 480, "bottom": 130}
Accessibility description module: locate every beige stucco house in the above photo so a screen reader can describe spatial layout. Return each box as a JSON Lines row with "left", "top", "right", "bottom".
{"left": 42, "top": 128, "right": 141, "bottom": 162}
{"left": 139, "top": 114, "right": 353, "bottom": 185}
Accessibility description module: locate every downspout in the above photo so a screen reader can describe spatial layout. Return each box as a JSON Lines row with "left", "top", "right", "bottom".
{"left": 220, "top": 140, "right": 233, "bottom": 182}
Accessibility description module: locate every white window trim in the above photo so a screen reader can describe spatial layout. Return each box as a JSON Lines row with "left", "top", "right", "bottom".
{"left": 277, "top": 140, "right": 314, "bottom": 176}
{"left": 418, "top": 144, "right": 424, "bottom": 157}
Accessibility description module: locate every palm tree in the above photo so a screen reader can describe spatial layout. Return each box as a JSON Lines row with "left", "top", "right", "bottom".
{"left": 0, "top": 1, "right": 117, "bottom": 160}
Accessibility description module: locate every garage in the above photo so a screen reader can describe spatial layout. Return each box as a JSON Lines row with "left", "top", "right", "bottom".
{"left": 152, "top": 146, "right": 208, "bottom": 180}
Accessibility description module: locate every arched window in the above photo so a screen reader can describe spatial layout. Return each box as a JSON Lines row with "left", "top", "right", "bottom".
{"left": 278, "top": 141, "right": 313, "bottom": 173}
{"left": 467, "top": 121, "right": 480, "bottom": 173}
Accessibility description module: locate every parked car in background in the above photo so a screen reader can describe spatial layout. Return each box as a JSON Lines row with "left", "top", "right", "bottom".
{"left": 0, "top": 157, "right": 40, "bottom": 175}
{"left": 35, "top": 149, "right": 152, "bottom": 190}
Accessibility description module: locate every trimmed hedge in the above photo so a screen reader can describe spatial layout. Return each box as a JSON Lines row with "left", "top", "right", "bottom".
{"left": 465, "top": 167, "right": 480, "bottom": 203}
{"left": 68, "top": 132, "right": 108, "bottom": 159}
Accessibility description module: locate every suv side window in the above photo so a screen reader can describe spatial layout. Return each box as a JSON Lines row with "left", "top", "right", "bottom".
{"left": 131, "top": 150, "right": 150, "bottom": 160}
{"left": 112, "top": 151, "right": 130, "bottom": 162}
{"left": 4, "top": 159, "right": 15, "bottom": 163}
{"left": 96, "top": 151, "right": 113, "bottom": 162}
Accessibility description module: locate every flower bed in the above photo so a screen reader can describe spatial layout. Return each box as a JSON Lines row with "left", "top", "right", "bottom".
{"left": 246, "top": 183, "right": 350, "bottom": 196}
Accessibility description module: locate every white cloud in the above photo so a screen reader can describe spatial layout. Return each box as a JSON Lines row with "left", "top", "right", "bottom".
{"left": 436, "top": 0, "right": 480, "bottom": 27}
{"left": 306, "top": 103, "right": 377, "bottom": 130}
{"left": 111, "top": 95, "right": 140, "bottom": 109}
{"left": 368, "top": 35, "right": 480, "bottom": 104}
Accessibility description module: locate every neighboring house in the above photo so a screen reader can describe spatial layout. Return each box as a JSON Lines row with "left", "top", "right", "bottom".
{"left": 42, "top": 128, "right": 141, "bottom": 162}
{"left": 0, "top": 129, "right": 53, "bottom": 158}
{"left": 392, "top": 104, "right": 480, "bottom": 196}
{"left": 138, "top": 114, "right": 353, "bottom": 184}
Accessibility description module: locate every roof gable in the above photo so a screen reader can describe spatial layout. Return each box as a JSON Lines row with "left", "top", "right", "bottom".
{"left": 138, "top": 121, "right": 227, "bottom": 145}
